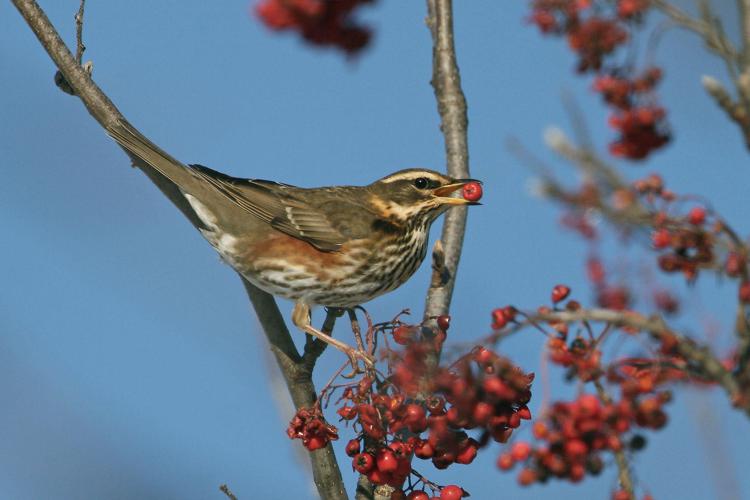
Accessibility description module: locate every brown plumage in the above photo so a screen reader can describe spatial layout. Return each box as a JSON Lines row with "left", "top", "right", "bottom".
{"left": 108, "top": 121, "right": 480, "bottom": 364}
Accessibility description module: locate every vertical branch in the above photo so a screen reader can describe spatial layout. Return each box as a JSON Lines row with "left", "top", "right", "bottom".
{"left": 74, "top": 0, "right": 86, "bottom": 64}
{"left": 11, "top": 1, "right": 348, "bottom": 498}
{"left": 740, "top": 0, "right": 750, "bottom": 67}
{"left": 423, "top": 0, "right": 471, "bottom": 321}
{"left": 242, "top": 281, "right": 348, "bottom": 500}
{"left": 593, "top": 380, "right": 635, "bottom": 500}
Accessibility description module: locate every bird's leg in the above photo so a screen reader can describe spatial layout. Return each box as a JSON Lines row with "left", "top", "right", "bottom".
{"left": 292, "top": 302, "right": 373, "bottom": 372}
{"left": 347, "top": 308, "right": 367, "bottom": 356}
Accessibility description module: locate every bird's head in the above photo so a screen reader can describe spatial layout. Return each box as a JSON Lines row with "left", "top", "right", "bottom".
{"left": 367, "top": 168, "right": 481, "bottom": 226}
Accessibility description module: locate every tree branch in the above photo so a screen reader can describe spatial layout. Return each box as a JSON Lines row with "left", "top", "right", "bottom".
{"left": 534, "top": 308, "right": 750, "bottom": 416}
{"left": 739, "top": 0, "right": 750, "bottom": 68}
{"left": 11, "top": 1, "right": 347, "bottom": 497}
{"left": 592, "top": 380, "right": 635, "bottom": 499}
{"left": 423, "top": 0, "right": 471, "bottom": 322}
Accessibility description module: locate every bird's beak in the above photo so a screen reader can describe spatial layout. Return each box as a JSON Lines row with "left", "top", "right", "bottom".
{"left": 433, "top": 179, "right": 482, "bottom": 205}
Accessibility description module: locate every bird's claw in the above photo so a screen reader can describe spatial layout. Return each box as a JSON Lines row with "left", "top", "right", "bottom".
{"left": 341, "top": 349, "right": 375, "bottom": 378}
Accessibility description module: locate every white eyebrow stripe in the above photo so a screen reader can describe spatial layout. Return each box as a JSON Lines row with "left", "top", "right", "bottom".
{"left": 379, "top": 172, "right": 445, "bottom": 184}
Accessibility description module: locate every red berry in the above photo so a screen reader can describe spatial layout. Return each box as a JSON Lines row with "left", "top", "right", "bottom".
{"left": 353, "top": 452, "right": 375, "bottom": 473}
{"left": 337, "top": 405, "right": 357, "bottom": 420}
{"left": 305, "top": 435, "right": 327, "bottom": 451}
{"left": 437, "top": 314, "right": 451, "bottom": 331}
{"left": 426, "top": 396, "right": 445, "bottom": 415}
{"left": 497, "top": 452, "right": 514, "bottom": 470}
{"left": 491, "top": 308, "right": 507, "bottom": 329}
{"left": 462, "top": 182, "right": 483, "bottom": 202}
{"left": 367, "top": 467, "right": 388, "bottom": 485}
{"left": 612, "top": 490, "right": 630, "bottom": 500}
{"left": 517, "top": 405, "right": 532, "bottom": 420}
{"left": 569, "top": 463, "right": 586, "bottom": 482}
{"left": 414, "top": 440, "right": 434, "bottom": 459}
{"left": 455, "top": 439, "right": 479, "bottom": 465}
{"left": 345, "top": 439, "right": 360, "bottom": 457}
{"left": 376, "top": 449, "right": 398, "bottom": 473}
{"left": 564, "top": 439, "right": 588, "bottom": 459}
{"left": 393, "top": 325, "right": 414, "bottom": 345}
{"left": 517, "top": 468, "right": 536, "bottom": 486}
{"left": 388, "top": 441, "right": 408, "bottom": 458}
{"left": 404, "top": 402, "right": 425, "bottom": 419}
{"left": 440, "top": 485, "right": 464, "bottom": 500}
{"left": 726, "top": 252, "right": 745, "bottom": 277}
{"left": 551, "top": 284, "right": 571, "bottom": 303}
{"left": 511, "top": 441, "right": 531, "bottom": 461}
{"left": 578, "top": 394, "right": 601, "bottom": 416}
{"left": 407, "top": 492, "right": 430, "bottom": 500}
{"left": 502, "top": 306, "right": 517, "bottom": 321}
{"left": 740, "top": 281, "right": 750, "bottom": 304}
{"left": 472, "top": 346, "right": 496, "bottom": 364}
{"left": 472, "top": 401, "right": 493, "bottom": 425}
{"left": 688, "top": 206, "right": 706, "bottom": 225}
{"left": 651, "top": 228, "right": 671, "bottom": 249}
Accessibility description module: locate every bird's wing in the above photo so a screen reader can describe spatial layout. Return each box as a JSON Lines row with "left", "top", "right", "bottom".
{"left": 188, "top": 165, "right": 347, "bottom": 252}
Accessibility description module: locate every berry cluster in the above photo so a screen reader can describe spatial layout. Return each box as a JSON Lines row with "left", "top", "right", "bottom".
{"left": 255, "top": 0, "right": 374, "bottom": 54}
{"left": 547, "top": 335, "right": 603, "bottom": 382}
{"left": 529, "top": 1, "right": 629, "bottom": 72}
{"left": 608, "top": 106, "right": 669, "bottom": 160}
{"left": 616, "top": 0, "right": 651, "bottom": 19}
{"left": 586, "top": 257, "right": 632, "bottom": 311}
{"left": 488, "top": 284, "right": 689, "bottom": 496}
{"left": 593, "top": 58, "right": 669, "bottom": 161}
{"left": 287, "top": 406, "right": 339, "bottom": 451}
{"left": 529, "top": 0, "right": 669, "bottom": 160}
{"left": 631, "top": 173, "right": 750, "bottom": 305}
{"left": 629, "top": 175, "right": 716, "bottom": 281}
{"left": 498, "top": 391, "right": 664, "bottom": 487}
{"left": 567, "top": 17, "right": 628, "bottom": 72}
{"left": 320, "top": 319, "right": 534, "bottom": 498}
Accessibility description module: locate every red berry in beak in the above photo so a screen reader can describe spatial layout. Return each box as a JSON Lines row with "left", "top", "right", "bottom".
{"left": 462, "top": 181, "right": 483, "bottom": 202}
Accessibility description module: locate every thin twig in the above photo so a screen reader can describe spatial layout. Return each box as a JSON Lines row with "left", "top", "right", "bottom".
{"left": 593, "top": 380, "right": 635, "bottom": 499}
{"left": 219, "top": 484, "right": 238, "bottom": 500}
{"left": 652, "top": 0, "right": 739, "bottom": 62}
{"left": 740, "top": 0, "right": 750, "bottom": 68}
{"left": 74, "top": 0, "right": 85, "bottom": 64}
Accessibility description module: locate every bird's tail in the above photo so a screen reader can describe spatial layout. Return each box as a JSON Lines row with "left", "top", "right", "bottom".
{"left": 107, "top": 120, "right": 197, "bottom": 191}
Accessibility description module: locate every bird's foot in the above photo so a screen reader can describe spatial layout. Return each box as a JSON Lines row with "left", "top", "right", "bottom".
{"left": 341, "top": 348, "right": 375, "bottom": 379}
{"left": 292, "top": 302, "right": 374, "bottom": 376}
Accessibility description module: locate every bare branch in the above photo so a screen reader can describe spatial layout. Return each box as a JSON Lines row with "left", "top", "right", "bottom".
{"left": 592, "top": 380, "right": 635, "bottom": 499}
{"left": 11, "top": 1, "right": 347, "bottom": 498}
{"left": 423, "top": 0, "right": 472, "bottom": 321}
{"left": 219, "top": 484, "right": 238, "bottom": 500}
{"left": 534, "top": 308, "right": 749, "bottom": 415}
{"left": 740, "top": 0, "right": 750, "bottom": 67}
{"left": 652, "top": 0, "right": 739, "bottom": 63}
{"left": 74, "top": 0, "right": 85, "bottom": 64}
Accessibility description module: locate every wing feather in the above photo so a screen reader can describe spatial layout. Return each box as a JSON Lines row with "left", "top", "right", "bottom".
{"left": 188, "top": 165, "right": 346, "bottom": 251}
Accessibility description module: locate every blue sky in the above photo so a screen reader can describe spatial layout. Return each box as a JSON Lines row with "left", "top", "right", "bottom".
{"left": 1, "top": 1, "right": 749, "bottom": 499}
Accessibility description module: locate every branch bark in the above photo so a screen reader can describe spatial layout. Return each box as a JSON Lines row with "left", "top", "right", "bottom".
{"left": 10, "top": 1, "right": 347, "bottom": 498}
{"left": 423, "top": 0, "right": 471, "bottom": 321}
{"left": 739, "top": 0, "right": 750, "bottom": 68}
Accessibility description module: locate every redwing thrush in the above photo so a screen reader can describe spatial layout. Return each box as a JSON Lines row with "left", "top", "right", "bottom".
{"left": 108, "top": 121, "right": 479, "bottom": 364}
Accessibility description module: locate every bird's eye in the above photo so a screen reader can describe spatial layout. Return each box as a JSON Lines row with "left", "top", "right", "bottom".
{"left": 413, "top": 177, "right": 429, "bottom": 189}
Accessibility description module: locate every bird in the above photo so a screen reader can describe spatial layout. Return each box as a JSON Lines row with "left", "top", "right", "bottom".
{"left": 107, "top": 121, "right": 480, "bottom": 366}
